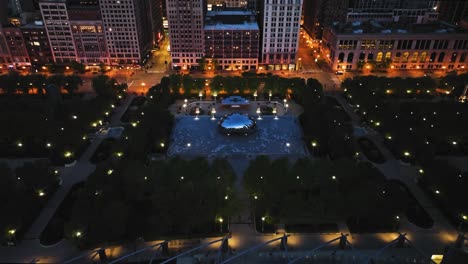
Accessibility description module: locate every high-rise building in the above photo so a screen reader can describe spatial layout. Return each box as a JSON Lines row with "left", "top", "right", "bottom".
{"left": 165, "top": 0, "right": 205, "bottom": 70}
{"left": 204, "top": 10, "right": 259, "bottom": 70}
{"left": 438, "top": 1, "right": 468, "bottom": 26}
{"left": 304, "top": 0, "right": 439, "bottom": 39}
{"left": 67, "top": 1, "right": 109, "bottom": 65}
{"left": 149, "top": 0, "right": 164, "bottom": 46}
{"left": 0, "top": 25, "right": 13, "bottom": 68}
{"left": 9, "top": 0, "right": 36, "bottom": 15}
{"left": 39, "top": 0, "right": 78, "bottom": 64}
{"left": 207, "top": 0, "right": 248, "bottom": 8}
{"left": 99, "top": 0, "right": 153, "bottom": 65}
{"left": 21, "top": 21, "right": 53, "bottom": 67}
{"left": 261, "top": 0, "right": 302, "bottom": 71}
{"left": 2, "top": 26, "right": 30, "bottom": 68}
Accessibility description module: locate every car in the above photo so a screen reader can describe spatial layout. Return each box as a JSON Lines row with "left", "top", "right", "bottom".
{"left": 335, "top": 71, "right": 344, "bottom": 75}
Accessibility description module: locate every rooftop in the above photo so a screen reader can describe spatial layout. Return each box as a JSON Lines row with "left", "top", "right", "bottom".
{"left": 204, "top": 10, "right": 259, "bottom": 31}
{"left": 330, "top": 21, "right": 468, "bottom": 35}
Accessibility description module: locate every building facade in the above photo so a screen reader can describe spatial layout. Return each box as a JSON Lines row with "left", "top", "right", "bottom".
{"left": 21, "top": 22, "right": 53, "bottom": 67}
{"left": 437, "top": 1, "right": 468, "bottom": 26}
{"left": 322, "top": 22, "right": 468, "bottom": 72}
{"left": 166, "top": 0, "right": 205, "bottom": 70}
{"left": 68, "top": 4, "right": 109, "bottom": 65}
{"left": 261, "top": 0, "right": 302, "bottom": 71}
{"left": 39, "top": 0, "right": 77, "bottom": 64}
{"left": 204, "top": 10, "right": 259, "bottom": 70}
{"left": 99, "top": 0, "right": 152, "bottom": 65}
{"left": 2, "top": 26, "right": 31, "bottom": 68}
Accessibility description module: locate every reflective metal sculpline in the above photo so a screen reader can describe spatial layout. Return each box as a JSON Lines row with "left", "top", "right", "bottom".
{"left": 218, "top": 113, "right": 257, "bottom": 135}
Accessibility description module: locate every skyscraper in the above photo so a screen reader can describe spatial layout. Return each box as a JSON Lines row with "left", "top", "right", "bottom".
{"left": 39, "top": 0, "right": 78, "bottom": 64}
{"left": 99, "top": 0, "right": 153, "bottom": 65}
{"left": 261, "top": 0, "right": 302, "bottom": 70}
{"left": 165, "top": 0, "right": 205, "bottom": 70}
{"left": 437, "top": 1, "right": 468, "bottom": 26}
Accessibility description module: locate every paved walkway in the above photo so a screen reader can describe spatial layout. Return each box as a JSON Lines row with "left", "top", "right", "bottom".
{"left": 331, "top": 93, "right": 456, "bottom": 235}
{"left": 0, "top": 94, "right": 135, "bottom": 263}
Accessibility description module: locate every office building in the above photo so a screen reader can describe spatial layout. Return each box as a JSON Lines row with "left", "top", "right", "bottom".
{"left": 322, "top": 21, "right": 468, "bottom": 72}
{"left": 438, "top": 1, "right": 468, "bottom": 26}
{"left": 2, "top": 26, "right": 30, "bottom": 68}
{"left": 165, "top": 0, "right": 205, "bottom": 70}
{"left": 99, "top": 0, "right": 153, "bottom": 65}
{"left": 21, "top": 21, "right": 53, "bottom": 67}
{"left": 261, "top": 0, "right": 303, "bottom": 71}
{"left": 39, "top": 0, "right": 77, "bottom": 64}
{"left": 204, "top": 10, "right": 259, "bottom": 70}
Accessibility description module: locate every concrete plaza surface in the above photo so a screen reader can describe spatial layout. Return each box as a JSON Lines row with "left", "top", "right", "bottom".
{"left": 167, "top": 115, "right": 308, "bottom": 158}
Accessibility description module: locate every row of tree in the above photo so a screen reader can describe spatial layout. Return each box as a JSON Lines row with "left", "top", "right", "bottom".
{"left": 244, "top": 156, "right": 408, "bottom": 226}
{"left": 0, "top": 72, "right": 83, "bottom": 95}
{"left": 166, "top": 73, "right": 306, "bottom": 97}
{"left": 65, "top": 157, "right": 236, "bottom": 246}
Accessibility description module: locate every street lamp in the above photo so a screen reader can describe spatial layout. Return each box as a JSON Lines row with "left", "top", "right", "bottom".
{"left": 261, "top": 216, "right": 266, "bottom": 232}
{"left": 213, "top": 91, "right": 218, "bottom": 102}
{"left": 195, "top": 107, "right": 200, "bottom": 120}
{"left": 285, "top": 103, "right": 289, "bottom": 113}
{"left": 218, "top": 217, "right": 223, "bottom": 233}
{"left": 199, "top": 91, "right": 203, "bottom": 101}
{"left": 458, "top": 214, "right": 467, "bottom": 231}
{"left": 268, "top": 90, "right": 272, "bottom": 101}
{"left": 211, "top": 108, "right": 216, "bottom": 120}
{"left": 254, "top": 90, "right": 257, "bottom": 101}
{"left": 256, "top": 107, "right": 262, "bottom": 120}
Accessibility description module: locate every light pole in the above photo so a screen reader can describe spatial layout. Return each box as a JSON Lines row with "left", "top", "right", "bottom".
{"left": 256, "top": 107, "right": 262, "bottom": 120}
{"left": 213, "top": 91, "right": 218, "bottom": 102}
{"left": 285, "top": 103, "right": 289, "bottom": 113}
{"left": 211, "top": 107, "right": 216, "bottom": 120}
{"left": 199, "top": 91, "right": 203, "bottom": 102}
{"left": 195, "top": 107, "right": 200, "bottom": 120}
{"left": 218, "top": 217, "right": 223, "bottom": 233}
{"left": 254, "top": 90, "right": 257, "bottom": 101}
{"left": 458, "top": 215, "right": 467, "bottom": 231}
{"left": 273, "top": 107, "right": 278, "bottom": 120}
{"left": 261, "top": 216, "right": 266, "bottom": 232}
{"left": 268, "top": 90, "right": 272, "bottom": 101}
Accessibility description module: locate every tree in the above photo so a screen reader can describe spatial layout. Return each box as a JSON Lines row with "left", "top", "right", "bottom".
{"left": 198, "top": 57, "right": 207, "bottom": 71}
{"left": 64, "top": 75, "right": 83, "bottom": 95}
{"left": 47, "top": 74, "right": 65, "bottom": 90}
{"left": 70, "top": 61, "right": 86, "bottom": 74}
{"left": 92, "top": 75, "right": 120, "bottom": 98}
{"left": 182, "top": 75, "right": 194, "bottom": 95}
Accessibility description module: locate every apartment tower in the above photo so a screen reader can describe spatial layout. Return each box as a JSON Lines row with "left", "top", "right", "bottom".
{"left": 99, "top": 0, "right": 153, "bottom": 65}
{"left": 165, "top": 0, "right": 205, "bottom": 70}
{"left": 261, "top": 0, "right": 302, "bottom": 71}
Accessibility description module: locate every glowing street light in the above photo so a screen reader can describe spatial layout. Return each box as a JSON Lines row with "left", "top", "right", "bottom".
{"left": 107, "top": 169, "right": 113, "bottom": 175}
{"left": 254, "top": 90, "right": 257, "bottom": 101}
{"left": 256, "top": 107, "right": 262, "bottom": 120}
{"left": 74, "top": 231, "right": 82, "bottom": 238}
{"left": 64, "top": 151, "right": 73, "bottom": 158}
{"left": 286, "top": 142, "right": 290, "bottom": 147}
{"left": 38, "top": 190, "right": 45, "bottom": 197}
{"left": 160, "top": 142, "right": 165, "bottom": 148}
{"left": 218, "top": 217, "right": 223, "bottom": 232}
{"left": 187, "top": 142, "right": 191, "bottom": 147}
{"left": 211, "top": 108, "right": 217, "bottom": 120}
{"left": 17, "top": 142, "right": 23, "bottom": 147}
{"left": 199, "top": 91, "right": 203, "bottom": 101}
{"left": 8, "top": 229, "right": 16, "bottom": 235}
{"left": 195, "top": 107, "right": 200, "bottom": 120}
{"left": 268, "top": 90, "right": 272, "bottom": 101}
{"left": 261, "top": 216, "right": 266, "bottom": 232}
{"left": 213, "top": 91, "right": 218, "bottom": 102}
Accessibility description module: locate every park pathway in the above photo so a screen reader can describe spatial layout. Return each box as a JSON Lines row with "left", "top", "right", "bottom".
{"left": 331, "top": 93, "right": 456, "bottom": 235}
{"left": 22, "top": 94, "right": 135, "bottom": 242}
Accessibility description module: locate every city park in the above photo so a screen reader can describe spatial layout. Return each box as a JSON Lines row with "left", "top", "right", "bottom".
{"left": 0, "top": 70, "right": 467, "bottom": 262}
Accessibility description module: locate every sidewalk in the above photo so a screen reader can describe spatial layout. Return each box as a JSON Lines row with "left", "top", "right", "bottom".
{"left": 330, "top": 93, "right": 457, "bottom": 235}
{"left": 0, "top": 94, "right": 136, "bottom": 263}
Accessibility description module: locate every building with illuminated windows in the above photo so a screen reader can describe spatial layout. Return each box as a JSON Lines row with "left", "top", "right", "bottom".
{"left": 322, "top": 21, "right": 468, "bottom": 72}
{"left": 204, "top": 10, "right": 259, "bottom": 70}
{"left": 261, "top": 0, "right": 303, "bottom": 71}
